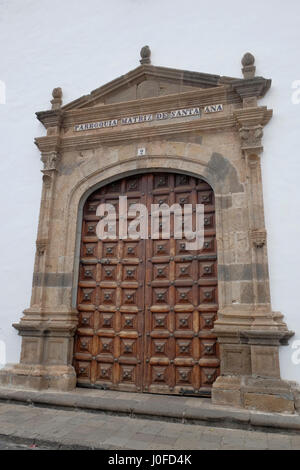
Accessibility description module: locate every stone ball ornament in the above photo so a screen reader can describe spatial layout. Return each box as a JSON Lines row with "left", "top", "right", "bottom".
{"left": 140, "top": 45, "right": 151, "bottom": 59}
{"left": 242, "top": 52, "right": 255, "bottom": 66}
{"left": 140, "top": 45, "right": 151, "bottom": 64}
{"left": 52, "top": 87, "right": 62, "bottom": 99}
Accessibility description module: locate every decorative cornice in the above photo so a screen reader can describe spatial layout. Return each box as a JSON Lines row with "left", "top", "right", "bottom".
{"left": 233, "top": 107, "right": 273, "bottom": 127}
{"left": 230, "top": 77, "right": 272, "bottom": 101}
{"left": 51, "top": 115, "right": 237, "bottom": 151}
{"left": 36, "top": 87, "right": 231, "bottom": 130}
{"left": 34, "top": 106, "right": 273, "bottom": 152}
{"left": 240, "top": 329, "right": 294, "bottom": 346}
{"left": 36, "top": 110, "right": 63, "bottom": 129}
{"left": 13, "top": 321, "right": 78, "bottom": 336}
{"left": 67, "top": 87, "right": 230, "bottom": 124}
{"left": 35, "top": 136, "right": 60, "bottom": 153}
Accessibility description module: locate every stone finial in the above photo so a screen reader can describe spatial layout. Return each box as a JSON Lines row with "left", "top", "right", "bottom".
{"left": 51, "top": 87, "right": 62, "bottom": 110}
{"left": 140, "top": 45, "right": 151, "bottom": 65}
{"left": 241, "top": 52, "right": 256, "bottom": 79}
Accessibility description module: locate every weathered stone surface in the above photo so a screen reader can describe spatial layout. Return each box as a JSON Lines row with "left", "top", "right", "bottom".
{"left": 0, "top": 386, "right": 299, "bottom": 435}
{"left": 204, "top": 152, "right": 244, "bottom": 194}
{"left": 0, "top": 402, "right": 299, "bottom": 450}
{"left": 212, "top": 389, "right": 242, "bottom": 408}
{"left": 3, "top": 55, "right": 296, "bottom": 414}
{"left": 0, "top": 365, "right": 76, "bottom": 391}
{"left": 244, "top": 393, "right": 295, "bottom": 413}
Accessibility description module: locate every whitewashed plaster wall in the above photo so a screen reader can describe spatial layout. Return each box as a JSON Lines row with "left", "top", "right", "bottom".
{"left": 0, "top": 0, "right": 299, "bottom": 382}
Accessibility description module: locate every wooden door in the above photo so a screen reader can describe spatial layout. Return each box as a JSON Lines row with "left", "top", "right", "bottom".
{"left": 74, "top": 172, "right": 219, "bottom": 396}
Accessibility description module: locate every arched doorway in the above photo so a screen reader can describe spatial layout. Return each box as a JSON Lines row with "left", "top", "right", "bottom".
{"left": 73, "top": 172, "right": 219, "bottom": 396}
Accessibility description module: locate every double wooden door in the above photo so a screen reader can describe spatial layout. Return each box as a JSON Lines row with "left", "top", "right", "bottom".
{"left": 74, "top": 172, "right": 219, "bottom": 396}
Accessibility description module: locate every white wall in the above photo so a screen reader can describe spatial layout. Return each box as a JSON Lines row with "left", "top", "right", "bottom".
{"left": 0, "top": 0, "right": 299, "bottom": 382}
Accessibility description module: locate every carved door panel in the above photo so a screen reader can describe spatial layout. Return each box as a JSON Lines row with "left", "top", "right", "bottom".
{"left": 74, "top": 172, "right": 219, "bottom": 395}
{"left": 144, "top": 173, "right": 219, "bottom": 395}
{"left": 74, "top": 175, "right": 147, "bottom": 392}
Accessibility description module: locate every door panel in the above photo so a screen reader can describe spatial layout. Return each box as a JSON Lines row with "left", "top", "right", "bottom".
{"left": 74, "top": 172, "right": 219, "bottom": 395}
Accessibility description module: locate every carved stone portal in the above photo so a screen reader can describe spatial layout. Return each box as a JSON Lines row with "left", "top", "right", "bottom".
{"left": 0, "top": 52, "right": 297, "bottom": 413}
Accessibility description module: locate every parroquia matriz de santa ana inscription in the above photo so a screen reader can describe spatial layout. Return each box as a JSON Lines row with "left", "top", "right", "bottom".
{"left": 74, "top": 104, "right": 223, "bottom": 131}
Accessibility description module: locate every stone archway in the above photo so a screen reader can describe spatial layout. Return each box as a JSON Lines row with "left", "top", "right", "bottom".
{"left": 0, "top": 52, "right": 296, "bottom": 413}
{"left": 73, "top": 171, "right": 219, "bottom": 395}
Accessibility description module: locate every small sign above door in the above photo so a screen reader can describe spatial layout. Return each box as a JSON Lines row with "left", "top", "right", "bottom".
{"left": 74, "top": 105, "right": 222, "bottom": 132}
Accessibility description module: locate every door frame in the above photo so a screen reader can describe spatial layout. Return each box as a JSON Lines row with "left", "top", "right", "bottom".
{"left": 73, "top": 170, "right": 219, "bottom": 395}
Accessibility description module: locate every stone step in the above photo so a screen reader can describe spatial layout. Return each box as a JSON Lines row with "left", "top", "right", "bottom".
{"left": 0, "top": 386, "right": 299, "bottom": 434}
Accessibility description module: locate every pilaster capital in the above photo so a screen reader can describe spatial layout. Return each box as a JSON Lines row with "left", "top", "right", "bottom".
{"left": 233, "top": 107, "right": 272, "bottom": 155}
{"left": 41, "top": 150, "right": 61, "bottom": 172}
{"left": 36, "top": 239, "right": 48, "bottom": 256}
{"left": 239, "top": 125, "right": 263, "bottom": 153}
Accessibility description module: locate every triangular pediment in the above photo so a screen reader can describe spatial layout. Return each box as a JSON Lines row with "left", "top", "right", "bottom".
{"left": 62, "top": 64, "right": 237, "bottom": 111}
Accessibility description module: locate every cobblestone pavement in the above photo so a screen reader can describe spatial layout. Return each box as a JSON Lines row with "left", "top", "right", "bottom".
{"left": 0, "top": 403, "right": 299, "bottom": 450}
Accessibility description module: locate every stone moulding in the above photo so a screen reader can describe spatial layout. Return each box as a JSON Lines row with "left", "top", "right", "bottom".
{"left": 0, "top": 52, "right": 297, "bottom": 415}
{"left": 240, "top": 330, "right": 295, "bottom": 346}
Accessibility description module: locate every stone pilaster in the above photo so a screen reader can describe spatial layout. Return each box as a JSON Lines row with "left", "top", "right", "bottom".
{"left": 212, "top": 97, "right": 295, "bottom": 413}
{"left": 0, "top": 106, "right": 77, "bottom": 391}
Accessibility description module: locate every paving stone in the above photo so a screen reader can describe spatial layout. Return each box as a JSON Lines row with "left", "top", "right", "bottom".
{"left": 243, "top": 437, "right": 269, "bottom": 450}
{"left": 148, "top": 434, "right": 178, "bottom": 446}
{"left": 1, "top": 387, "right": 299, "bottom": 435}
{"left": 290, "top": 435, "right": 300, "bottom": 450}
{"left": 0, "top": 402, "right": 298, "bottom": 450}
{"left": 221, "top": 436, "right": 245, "bottom": 450}
{"left": 267, "top": 434, "right": 292, "bottom": 450}
{"left": 126, "top": 439, "right": 154, "bottom": 450}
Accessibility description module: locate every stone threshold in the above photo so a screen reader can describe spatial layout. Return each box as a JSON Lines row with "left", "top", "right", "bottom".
{"left": 0, "top": 386, "right": 299, "bottom": 435}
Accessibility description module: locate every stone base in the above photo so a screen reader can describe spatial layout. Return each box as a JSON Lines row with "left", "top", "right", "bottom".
{"left": 212, "top": 375, "right": 296, "bottom": 413}
{"left": 0, "top": 364, "right": 76, "bottom": 391}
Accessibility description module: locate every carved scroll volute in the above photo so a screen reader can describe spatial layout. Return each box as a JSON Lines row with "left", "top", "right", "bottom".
{"left": 41, "top": 151, "right": 60, "bottom": 172}
{"left": 40, "top": 151, "right": 60, "bottom": 190}
{"left": 36, "top": 239, "right": 48, "bottom": 256}
{"left": 233, "top": 107, "right": 271, "bottom": 159}
{"left": 239, "top": 125, "right": 263, "bottom": 154}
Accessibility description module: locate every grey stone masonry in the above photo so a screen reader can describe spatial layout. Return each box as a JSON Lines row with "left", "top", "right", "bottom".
{"left": 0, "top": 386, "right": 299, "bottom": 435}
{"left": 0, "top": 401, "right": 300, "bottom": 450}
